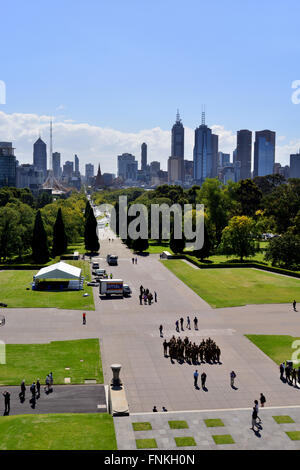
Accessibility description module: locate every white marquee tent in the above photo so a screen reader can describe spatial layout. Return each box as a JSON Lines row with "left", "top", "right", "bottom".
{"left": 35, "top": 261, "right": 81, "bottom": 280}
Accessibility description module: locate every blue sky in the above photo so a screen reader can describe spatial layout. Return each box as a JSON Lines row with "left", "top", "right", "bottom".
{"left": 0, "top": 0, "right": 300, "bottom": 172}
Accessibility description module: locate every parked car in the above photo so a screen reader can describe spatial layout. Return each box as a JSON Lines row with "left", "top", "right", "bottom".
{"left": 87, "top": 281, "right": 99, "bottom": 287}
{"left": 123, "top": 284, "right": 132, "bottom": 297}
{"left": 92, "top": 262, "right": 99, "bottom": 269}
{"left": 107, "top": 254, "right": 118, "bottom": 266}
{"left": 93, "top": 269, "right": 107, "bottom": 278}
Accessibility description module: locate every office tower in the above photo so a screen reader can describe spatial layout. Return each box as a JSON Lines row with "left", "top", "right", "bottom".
{"left": 193, "top": 112, "right": 214, "bottom": 184}
{"left": 218, "top": 152, "right": 230, "bottom": 166}
{"left": 117, "top": 153, "right": 138, "bottom": 181}
{"left": 74, "top": 154, "right": 79, "bottom": 175}
{"left": 33, "top": 137, "right": 47, "bottom": 180}
{"left": 150, "top": 161, "right": 160, "bottom": 177}
{"left": 171, "top": 110, "right": 184, "bottom": 181}
{"left": 236, "top": 130, "right": 252, "bottom": 180}
{"left": 254, "top": 130, "right": 276, "bottom": 177}
{"left": 184, "top": 160, "right": 194, "bottom": 182}
{"left": 52, "top": 152, "right": 61, "bottom": 179}
{"left": 141, "top": 143, "right": 147, "bottom": 171}
{"left": 0, "top": 142, "right": 16, "bottom": 187}
{"left": 222, "top": 164, "right": 235, "bottom": 184}
{"left": 290, "top": 153, "right": 300, "bottom": 178}
{"left": 211, "top": 133, "right": 219, "bottom": 178}
{"left": 63, "top": 161, "right": 74, "bottom": 178}
{"left": 168, "top": 156, "right": 182, "bottom": 184}
{"left": 16, "top": 164, "right": 44, "bottom": 191}
{"left": 85, "top": 163, "right": 94, "bottom": 182}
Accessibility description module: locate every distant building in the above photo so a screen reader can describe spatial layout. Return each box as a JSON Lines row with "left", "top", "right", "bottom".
{"left": 168, "top": 156, "right": 182, "bottom": 184}
{"left": 184, "top": 160, "right": 193, "bottom": 182}
{"left": 62, "top": 161, "right": 74, "bottom": 179}
{"left": 254, "top": 130, "right": 275, "bottom": 177}
{"left": 222, "top": 164, "right": 235, "bottom": 184}
{"left": 193, "top": 113, "right": 215, "bottom": 184}
{"left": 52, "top": 152, "right": 61, "bottom": 179}
{"left": 211, "top": 133, "right": 219, "bottom": 178}
{"left": 290, "top": 153, "right": 300, "bottom": 178}
{"left": 102, "top": 173, "right": 115, "bottom": 186}
{"left": 16, "top": 164, "right": 44, "bottom": 191}
{"left": 0, "top": 142, "right": 16, "bottom": 187}
{"left": 74, "top": 154, "right": 80, "bottom": 175}
{"left": 171, "top": 110, "right": 184, "bottom": 181}
{"left": 33, "top": 137, "right": 47, "bottom": 180}
{"left": 85, "top": 163, "right": 94, "bottom": 185}
{"left": 236, "top": 130, "right": 252, "bottom": 180}
{"left": 218, "top": 152, "right": 230, "bottom": 167}
{"left": 118, "top": 153, "right": 138, "bottom": 182}
{"left": 150, "top": 161, "right": 160, "bottom": 177}
{"left": 141, "top": 143, "right": 147, "bottom": 171}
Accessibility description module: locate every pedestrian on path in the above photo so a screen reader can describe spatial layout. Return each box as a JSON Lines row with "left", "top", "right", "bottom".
{"left": 20, "top": 380, "right": 26, "bottom": 401}
{"left": 132, "top": 258, "right": 134, "bottom": 264}
{"left": 194, "top": 370, "right": 199, "bottom": 388}
{"left": 2, "top": 391, "right": 10, "bottom": 415}
{"left": 194, "top": 316, "right": 198, "bottom": 330}
{"left": 163, "top": 340, "right": 168, "bottom": 356}
{"left": 135, "top": 257, "right": 137, "bottom": 264}
{"left": 162, "top": 406, "right": 168, "bottom": 412}
{"left": 230, "top": 370, "right": 236, "bottom": 388}
{"left": 154, "top": 291, "right": 157, "bottom": 302}
{"left": 175, "top": 320, "right": 179, "bottom": 332}
{"left": 36, "top": 379, "right": 41, "bottom": 398}
{"left": 254, "top": 400, "right": 261, "bottom": 423}
{"left": 201, "top": 372, "right": 207, "bottom": 389}
{"left": 251, "top": 406, "right": 258, "bottom": 431}
{"left": 293, "top": 300, "right": 297, "bottom": 311}
{"left": 153, "top": 406, "right": 158, "bottom": 412}
{"left": 49, "top": 372, "right": 53, "bottom": 389}
{"left": 45, "top": 375, "right": 50, "bottom": 393}
{"left": 260, "top": 393, "right": 266, "bottom": 407}
{"left": 30, "top": 382, "right": 36, "bottom": 398}
{"left": 83, "top": 313, "right": 86, "bottom": 325}
{"left": 180, "top": 317, "right": 184, "bottom": 331}
{"left": 280, "top": 362, "right": 285, "bottom": 381}
{"left": 159, "top": 325, "right": 163, "bottom": 337}
{"left": 186, "top": 316, "right": 191, "bottom": 329}
{"left": 139, "top": 293, "right": 143, "bottom": 305}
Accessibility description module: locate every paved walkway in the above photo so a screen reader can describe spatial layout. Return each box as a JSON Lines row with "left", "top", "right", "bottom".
{"left": 114, "top": 406, "right": 300, "bottom": 450}
{"left": 0, "top": 385, "right": 107, "bottom": 416}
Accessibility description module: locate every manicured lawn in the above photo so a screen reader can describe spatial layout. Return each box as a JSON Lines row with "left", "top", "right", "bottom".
{"left": 162, "top": 260, "right": 300, "bottom": 308}
{"left": 212, "top": 434, "right": 235, "bottom": 445}
{"left": 273, "top": 415, "right": 295, "bottom": 424}
{"left": 0, "top": 339, "right": 103, "bottom": 385}
{"left": 145, "top": 240, "right": 173, "bottom": 254}
{"left": 136, "top": 438, "right": 157, "bottom": 449}
{"left": 286, "top": 431, "right": 300, "bottom": 441}
{"left": 0, "top": 413, "right": 117, "bottom": 450}
{"left": 174, "top": 436, "right": 196, "bottom": 447}
{"left": 0, "top": 260, "right": 94, "bottom": 310}
{"left": 204, "top": 419, "right": 224, "bottom": 427}
{"left": 168, "top": 420, "right": 189, "bottom": 429}
{"left": 132, "top": 422, "right": 152, "bottom": 431}
{"left": 66, "top": 237, "right": 86, "bottom": 255}
{"left": 246, "top": 335, "right": 300, "bottom": 366}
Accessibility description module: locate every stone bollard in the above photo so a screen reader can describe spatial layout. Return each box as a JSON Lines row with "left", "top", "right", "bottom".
{"left": 111, "top": 363, "right": 122, "bottom": 387}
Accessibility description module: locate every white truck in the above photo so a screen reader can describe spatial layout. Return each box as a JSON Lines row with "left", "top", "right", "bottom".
{"left": 99, "top": 279, "right": 123, "bottom": 297}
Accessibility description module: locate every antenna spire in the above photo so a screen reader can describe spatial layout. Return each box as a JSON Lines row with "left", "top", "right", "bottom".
{"left": 201, "top": 104, "right": 206, "bottom": 125}
{"left": 49, "top": 118, "right": 53, "bottom": 171}
{"left": 176, "top": 109, "right": 181, "bottom": 123}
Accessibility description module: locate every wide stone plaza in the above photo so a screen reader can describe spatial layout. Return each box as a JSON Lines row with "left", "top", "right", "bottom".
{"left": 1, "top": 222, "right": 300, "bottom": 450}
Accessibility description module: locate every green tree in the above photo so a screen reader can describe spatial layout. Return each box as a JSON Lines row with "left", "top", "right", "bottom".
{"left": 265, "top": 233, "right": 300, "bottom": 268}
{"left": 236, "top": 179, "right": 262, "bottom": 217}
{"left": 84, "top": 209, "right": 100, "bottom": 253}
{"left": 0, "top": 206, "right": 21, "bottom": 260}
{"left": 52, "top": 208, "right": 68, "bottom": 257}
{"left": 193, "top": 222, "right": 210, "bottom": 261}
{"left": 198, "top": 179, "right": 228, "bottom": 246}
{"left": 169, "top": 228, "right": 185, "bottom": 254}
{"left": 131, "top": 237, "right": 149, "bottom": 253}
{"left": 32, "top": 210, "right": 49, "bottom": 263}
{"left": 220, "top": 215, "right": 257, "bottom": 261}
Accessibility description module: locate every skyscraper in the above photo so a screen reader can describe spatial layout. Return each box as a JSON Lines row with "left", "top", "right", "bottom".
{"left": 85, "top": 163, "right": 94, "bottom": 184}
{"left": 33, "top": 137, "right": 47, "bottom": 180}
{"left": 74, "top": 154, "right": 79, "bottom": 175}
{"left": 193, "top": 113, "right": 214, "bottom": 184}
{"left": 254, "top": 130, "right": 276, "bottom": 177}
{"left": 236, "top": 130, "right": 252, "bottom": 180}
{"left": 171, "top": 110, "right": 184, "bottom": 181}
{"left": 211, "top": 133, "right": 219, "bottom": 178}
{"left": 52, "top": 152, "right": 61, "bottom": 179}
{"left": 290, "top": 152, "right": 300, "bottom": 178}
{"left": 141, "top": 143, "right": 147, "bottom": 171}
{"left": 0, "top": 142, "right": 16, "bottom": 187}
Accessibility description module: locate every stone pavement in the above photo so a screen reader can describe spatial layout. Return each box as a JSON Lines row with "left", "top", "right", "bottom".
{"left": 0, "top": 385, "right": 107, "bottom": 415}
{"left": 114, "top": 406, "right": 300, "bottom": 450}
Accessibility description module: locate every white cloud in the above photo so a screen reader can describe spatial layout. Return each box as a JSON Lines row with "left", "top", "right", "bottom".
{"left": 0, "top": 111, "right": 297, "bottom": 174}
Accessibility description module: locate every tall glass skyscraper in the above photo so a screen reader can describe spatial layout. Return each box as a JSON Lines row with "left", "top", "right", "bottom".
{"left": 0, "top": 142, "right": 16, "bottom": 187}
{"left": 141, "top": 143, "right": 147, "bottom": 171}
{"left": 193, "top": 114, "right": 214, "bottom": 184}
{"left": 33, "top": 137, "right": 47, "bottom": 181}
{"left": 254, "top": 130, "right": 275, "bottom": 177}
{"left": 236, "top": 129, "right": 252, "bottom": 180}
{"left": 171, "top": 110, "right": 184, "bottom": 181}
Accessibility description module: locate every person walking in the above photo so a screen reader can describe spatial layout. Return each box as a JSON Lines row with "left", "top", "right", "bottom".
{"left": 280, "top": 362, "right": 285, "bottom": 380}
{"left": 135, "top": 257, "right": 137, "bottom": 264}
{"left": 194, "top": 370, "right": 199, "bottom": 388}
{"left": 163, "top": 339, "right": 168, "bottom": 357}
{"left": 260, "top": 393, "right": 266, "bottom": 407}
{"left": 293, "top": 300, "right": 297, "bottom": 311}
{"left": 159, "top": 325, "right": 163, "bottom": 337}
{"left": 154, "top": 291, "right": 157, "bottom": 303}
{"left": 49, "top": 372, "right": 53, "bottom": 390}
{"left": 132, "top": 258, "right": 134, "bottom": 264}
{"left": 20, "top": 380, "right": 26, "bottom": 400}
{"left": 30, "top": 382, "right": 36, "bottom": 399}
{"left": 251, "top": 406, "right": 258, "bottom": 431}
{"left": 82, "top": 313, "right": 86, "bottom": 325}
{"left": 36, "top": 379, "right": 41, "bottom": 398}
{"left": 2, "top": 391, "right": 10, "bottom": 415}
{"left": 230, "top": 370, "right": 236, "bottom": 387}
{"left": 254, "top": 400, "right": 261, "bottom": 423}
{"left": 175, "top": 320, "right": 179, "bottom": 332}
{"left": 194, "top": 316, "right": 198, "bottom": 330}
{"left": 186, "top": 316, "right": 191, "bottom": 329}
{"left": 180, "top": 317, "right": 184, "bottom": 331}
{"left": 139, "top": 293, "right": 143, "bottom": 305}
{"left": 201, "top": 372, "right": 207, "bottom": 389}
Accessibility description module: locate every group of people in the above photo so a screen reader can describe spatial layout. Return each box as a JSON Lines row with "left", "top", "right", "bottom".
{"left": 132, "top": 257, "right": 138, "bottom": 264}
{"left": 2, "top": 373, "right": 53, "bottom": 415}
{"left": 163, "top": 336, "right": 221, "bottom": 365}
{"left": 139, "top": 285, "right": 157, "bottom": 305}
{"left": 175, "top": 316, "right": 198, "bottom": 332}
{"left": 279, "top": 361, "right": 300, "bottom": 386}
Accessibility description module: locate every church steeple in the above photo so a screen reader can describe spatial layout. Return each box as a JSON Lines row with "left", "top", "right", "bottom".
{"left": 94, "top": 163, "right": 103, "bottom": 188}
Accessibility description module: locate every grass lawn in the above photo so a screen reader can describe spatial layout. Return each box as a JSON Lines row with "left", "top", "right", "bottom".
{"left": 246, "top": 335, "right": 300, "bottom": 366}
{"left": 273, "top": 416, "right": 295, "bottom": 424}
{"left": 145, "top": 240, "right": 173, "bottom": 254}
{"left": 0, "top": 260, "right": 94, "bottom": 310}
{"left": 0, "top": 413, "right": 117, "bottom": 450}
{"left": 168, "top": 420, "right": 189, "bottom": 429}
{"left": 212, "top": 434, "right": 235, "bottom": 445}
{"left": 174, "top": 436, "right": 196, "bottom": 447}
{"left": 204, "top": 419, "right": 224, "bottom": 427}
{"left": 66, "top": 237, "right": 86, "bottom": 255}
{"left": 132, "top": 422, "right": 152, "bottom": 431}
{"left": 286, "top": 431, "right": 300, "bottom": 441}
{"left": 136, "top": 438, "right": 157, "bottom": 449}
{"left": 162, "top": 260, "right": 300, "bottom": 308}
{"left": 0, "top": 339, "right": 103, "bottom": 385}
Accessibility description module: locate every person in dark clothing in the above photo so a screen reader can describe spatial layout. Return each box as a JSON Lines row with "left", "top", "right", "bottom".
{"left": 260, "top": 393, "right": 266, "bottom": 407}
{"left": 279, "top": 362, "right": 285, "bottom": 380}
{"left": 201, "top": 372, "right": 207, "bottom": 389}
{"left": 3, "top": 391, "right": 10, "bottom": 414}
{"left": 293, "top": 300, "right": 297, "bottom": 311}
{"left": 36, "top": 379, "right": 41, "bottom": 398}
{"left": 20, "top": 380, "right": 26, "bottom": 400}
{"left": 251, "top": 406, "right": 258, "bottom": 431}
{"left": 154, "top": 292, "right": 157, "bottom": 303}
{"left": 139, "top": 293, "right": 143, "bottom": 305}
{"left": 30, "top": 382, "right": 36, "bottom": 398}
{"left": 153, "top": 406, "right": 158, "bottom": 412}
{"left": 180, "top": 317, "right": 184, "bottom": 331}
{"left": 159, "top": 325, "right": 163, "bottom": 337}
{"left": 163, "top": 340, "right": 168, "bottom": 356}
{"left": 82, "top": 313, "right": 86, "bottom": 325}
{"left": 194, "top": 317, "right": 198, "bottom": 330}
{"left": 175, "top": 320, "right": 179, "bottom": 332}
{"left": 194, "top": 370, "right": 199, "bottom": 388}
